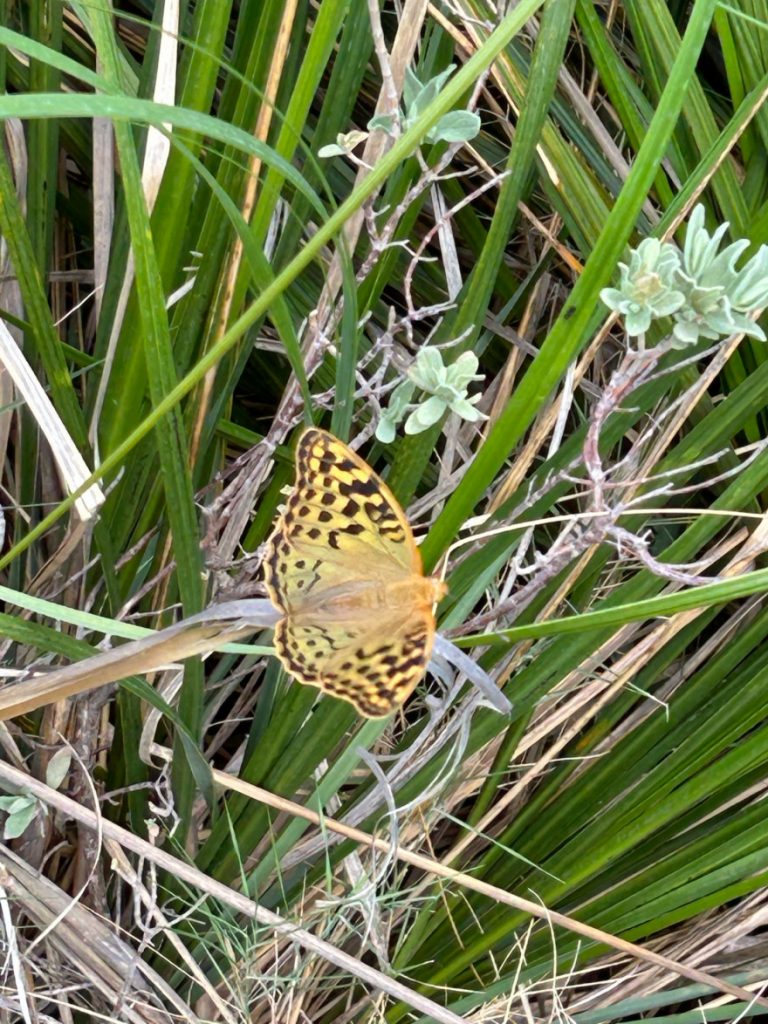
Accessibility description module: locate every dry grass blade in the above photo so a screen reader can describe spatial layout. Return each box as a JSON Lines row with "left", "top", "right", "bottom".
{"left": 0, "top": 845, "right": 185, "bottom": 1023}
{"left": 0, "top": 600, "right": 278, "bottom": 719}
{"left": 0, "top": 320, "right": 104, "bottom": 520}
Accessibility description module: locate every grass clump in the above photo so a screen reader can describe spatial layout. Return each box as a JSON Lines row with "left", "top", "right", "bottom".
{"left": 0, "top": 1, "right": 767, "bottom": 1020}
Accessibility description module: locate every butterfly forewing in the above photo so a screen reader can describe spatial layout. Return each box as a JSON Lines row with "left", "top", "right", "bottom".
{"left": 264, "top": 427, "right": 445, "bottom": 717}
{"left": 265, "top": 429, "right": 420, "bottom": 612}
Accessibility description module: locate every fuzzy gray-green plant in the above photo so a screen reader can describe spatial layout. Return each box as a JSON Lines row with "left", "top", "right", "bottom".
{"left": 375, "top": 348, "right": 486, "bottom": 441}
{"left": 601, "top": 204, "right": 768, "bottom": 346}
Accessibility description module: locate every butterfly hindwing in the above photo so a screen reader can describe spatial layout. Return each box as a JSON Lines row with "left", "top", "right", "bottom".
{"left": 276, "top": 605, "right": 436, "bottom": 717}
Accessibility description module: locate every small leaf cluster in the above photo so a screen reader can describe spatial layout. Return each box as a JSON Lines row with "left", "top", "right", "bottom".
{"left": 319, "top": 65, "right": 480, "bottom": 158}
{"left": 376, "top": 349, "right": 486, "bottom": 443}
{"left": 601, "top": 205, "right": 768, "bottom": 346}
{"left": 0, "top": 749, "right": 70, "bottom": 839}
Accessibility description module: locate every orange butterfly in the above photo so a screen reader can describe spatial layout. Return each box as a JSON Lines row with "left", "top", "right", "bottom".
{"left": 264, "top": 429, "right": 447, "bottom": 716}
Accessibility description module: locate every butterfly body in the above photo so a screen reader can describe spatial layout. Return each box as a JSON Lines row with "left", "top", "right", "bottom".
{"left": 288, "top": 576, "right": 446, "bottom": 617}
{"left": 264, "top": 428, "right": 447, "bottom": 717}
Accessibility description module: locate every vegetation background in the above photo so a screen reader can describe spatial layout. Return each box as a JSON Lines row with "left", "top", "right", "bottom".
{"left": 1, "top": 0, "right": 768, "bottom": 1020}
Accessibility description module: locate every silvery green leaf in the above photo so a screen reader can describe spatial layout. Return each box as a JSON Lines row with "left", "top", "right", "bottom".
{"left": 635, "top": 237, "right": 662, "bottom": 264}
{"left": 620, "top": 238, "right": 680, "bottom": 287}
{"left": 390, "top": 379, "right": 416, "bottom": 410}
{"left": 338, "top": 129, "right": 368, "bottom": 150}
{"left": 675, "top": 279, "right": 722, "bottom": 327}
{"left": 368, "top": 112, "right": 398, "bottom": 134}
{"left": 683, "top": 205, "right": 725, "bottom": 276}
{"left": 729, "top": 247, "right": 768, "bottom": 309}
{"left": 649, "top": 290, "right": 686, "bottom": 316}
{"left": 682, "top": 205, "right": 740, "bottom": 282}
{"left": 375, "top": 417, "right": 397, "bottom": 444}
{"left": 318, "top": 143, "right": 347, "bottom": 158}
{"left": 707, "top": 305, "right": 765, "bottom": 339}
{"left": 600, "top": 287, "right": 627, "bottom": 312}
{"left": 681, "top": 281, "right": 725, "bottom": 314}
{"left": 696, "top": 323, "right": 722, "bottom": 340}
{"left": 404, "top": 395, "right": 447, "bottom": 433}
{"left": 702, "top": 301, "right": 741, "bottom": 335}
{"left": 696, "top": 241, "right": 749, "bottom": 290}
{"left": 46, "top": 749, "right": 72, "bottom": 791}
{"left": 0, "top": 795, "right": 29, "bottom": 813}
{"left": 603, "top": 231, "right": 686, "bottom": 336}
{"left": 686, "top": 204, "right": 705, "bottom": 237}
{"left": 406, "top": 64, "right": 456, "bottom": 120}
{"left": 669, "top": 338, "right": 694, "bottom": 350}
{"left": 449, "top": 396, "right": 486, "bottom": 422}
{"left": 672, "top": 311, "right": 719, "bottom": 345}
{"left": 656, "top": 245, "right": 683, "bottom": 277}
{"left": 690, "top": 226, "right": 728, "bottom": 276}
{"left": 624, "top": 305, "right": 653, "bottom": 336}
{"left": 408, "top": 347, "right": 447, "bottom": 391}
{"left": 415, "top": 394, "right": 448, "bottom": 426}
{"left": 427, "top": 110, "right": 481, "bottom": 144}
{"left": 733, "top": 315, "right": 766, "bottom": 341}
{"left": 4, "top": 798, "right": 38, "bottom": 840}
{"left": 681, "top": 205, "right": 707, "bottom": 271}
{"left": 445, "top": 351, "right": 483, "bottom": 389}
{"left": 403, "top": 66, "right": 422, "bottom": 112}
{"left": 671, "top": 318, "right": 703, "bottom": 346}
{"left": 376, "top": 381, "right": 415, "bottom": 443}
{"left": 441, "top": 384, "right": 467, "bottom": 403}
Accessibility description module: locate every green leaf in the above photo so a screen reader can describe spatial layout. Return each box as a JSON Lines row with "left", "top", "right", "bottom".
{"left": 45, "top": 749, "right": 71, "bottom": 791}
{"left": 428, "top": 109, "right": 481, "bottom": 143}
{"left": 4, "top": 797, "right": 39, "bottom": 840}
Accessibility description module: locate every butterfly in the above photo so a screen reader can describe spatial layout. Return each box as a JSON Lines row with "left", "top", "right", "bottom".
{"left": 263, "top": 428, "right": 447, "bottom": 717}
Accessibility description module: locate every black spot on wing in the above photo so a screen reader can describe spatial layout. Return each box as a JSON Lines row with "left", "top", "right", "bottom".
{"left": 340, "top": 498, "right": 359, "bottom": 518}
{"left": 338, "top": 476, "right": 379, "bottom": 499}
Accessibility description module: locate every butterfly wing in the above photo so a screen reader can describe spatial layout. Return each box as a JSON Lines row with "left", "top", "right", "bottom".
{"left": 275, "top": 603, "right": 437, "bottom": 717}
{"left": 264, "top": 428, "right": 422, "bottom": 614}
